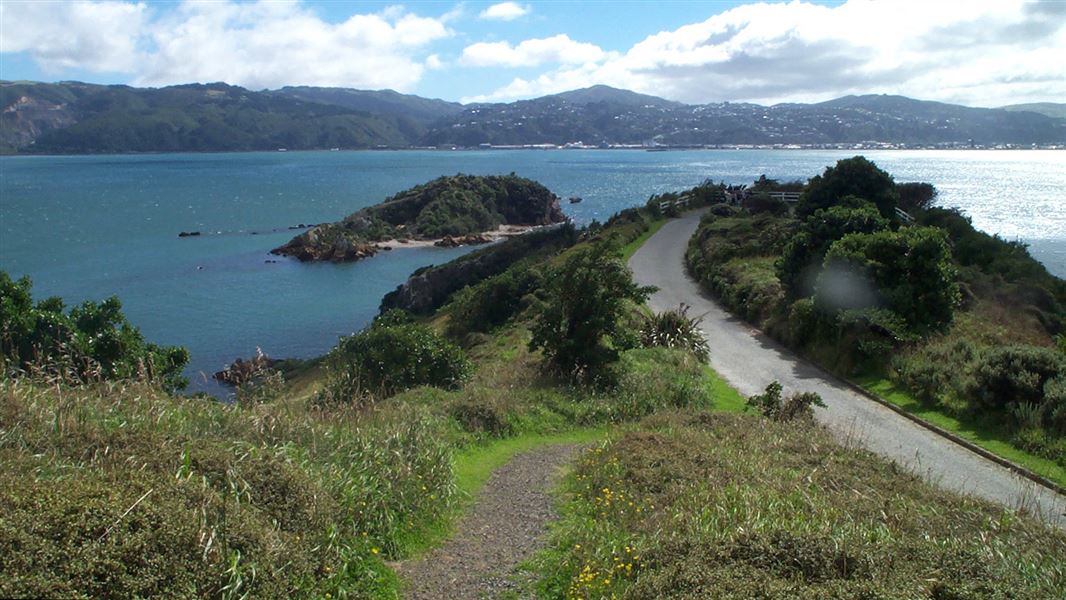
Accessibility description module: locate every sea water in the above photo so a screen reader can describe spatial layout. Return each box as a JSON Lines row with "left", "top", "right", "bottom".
{"left": 1, "top": 149, "right": 1063, "bottom": 394}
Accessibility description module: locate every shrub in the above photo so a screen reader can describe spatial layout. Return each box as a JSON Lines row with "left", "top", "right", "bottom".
{"left": 640, "top": 304, "right": 709, "bottom": 362}
{"left": 968, "top": 345, "right": 1066, "bottom": 411}
{"left": 819, "top": 227, "right": 960, "bottom": 334}
{"left": 529, "top": 243, "right": 654, "bottom": 381}
{"left": 893, "top": 338, "right": 980, "bottom": 404}
{"left": 449, "top": 398, "right": 514, "bottom": 437}
{"left": 797, "top": 156, "right": 899, "bottom": 220}
{"left": 325, "top": 313, "right": 472, "bottom": 399}
{"left": 446, "top": 262, "right": 544, "bottom": 337}
{"left": 778, "top": 201, "right": 889, "bottom": 298}
{"left": 708, "top": 202, "right": 741, "bottom": 217}
{"left": 742, "top": 193, "right": 789, "bottom": 215}
{"left": 747, "top": 381, "right": 825, "bottom": 421}
{"left": 896, "top": 182, "right": 938, "bottom": 213}
{"left": 784, "top": 298, "right": 822, "bottom": 347}
{"left": 829, "top": 308, "right": 913, "bottom": 372}
{"left": 0, "top": 271, "right": 188, "bottom": 390}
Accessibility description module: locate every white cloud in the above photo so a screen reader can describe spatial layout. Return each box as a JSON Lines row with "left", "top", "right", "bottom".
{"left": 1, "top": 0, "right": 454, "bottom": 92}
{"left": 461, "top": 35, "right": 606, "bottom": 67}
{"left": 425, "top": 54, "right": 444, "bottom": 70}
{"left": 0, "top": 1, "right": 149, "bottom": 73}
{"left": 478, "top": 2, "right": 529, "bottom": 21}
{"left": 467, "top": 0, "right": 1066, "bottom": 107}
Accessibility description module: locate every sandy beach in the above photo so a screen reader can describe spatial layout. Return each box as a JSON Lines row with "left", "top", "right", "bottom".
{"left": 375, "top": 224, "right": 541, "bottom": 250}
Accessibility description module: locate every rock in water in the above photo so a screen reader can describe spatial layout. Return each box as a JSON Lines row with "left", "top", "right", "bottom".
{"left": 214, "top": 349, "right": 275, "bottom": 386}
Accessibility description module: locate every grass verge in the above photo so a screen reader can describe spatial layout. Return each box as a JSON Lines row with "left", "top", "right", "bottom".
{"left": 857, "top": 375, "right": 1066, "bottom": 489}
{"left": 620, "top": 218, "right": 666, "bottom": 262}
{"left": 528, "top": 410, "right": 1066, "bottom": 599}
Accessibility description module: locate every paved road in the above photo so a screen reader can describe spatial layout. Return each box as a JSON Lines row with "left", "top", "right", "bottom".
{"left": 629, "top": 210, "right": 1066, "bottom": 527}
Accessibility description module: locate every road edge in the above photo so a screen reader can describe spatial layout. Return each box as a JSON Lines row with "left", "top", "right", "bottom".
{"left": 653, "top": 210, "right": 1066, "bottom": 500}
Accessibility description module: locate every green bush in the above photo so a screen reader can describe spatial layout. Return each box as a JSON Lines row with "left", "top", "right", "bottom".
{"left": 896, "top": 182, "right": 938, "bottom": 213}
{"left": 324, "top": 311, "right": 472, "bottom": 400}
{"left": 446, "top": 262, "right": 544, "bottom": 337}
{"left": 640, "top": 304, "right": 709, "bottom": 362}
{"left": 778, "top": 200, "right": 889, "bottom": 298}
{"left": 742, "top": 193, "right": 789, "bottom": 215}
{"left": 529, "top": 243, "right": 654, "bottom": 381}
{"left": 0, "top": 271, "right": 188, "bottom": 390}
{"left": 893, "top": 338, "right": 980, "bottom": 404}
{"left": 449, "top": 397, "right": 515, "bottom": 437}
{"left": 796, "top": 156, "right": 899, "bottom": 220}
{"left": 746, "top": 381, "right": 826, "bottom": 421}
{"left": 819, "top": 227, "right": 960, "bottom": 334}
{"left": 969, "top": 345, "right": 1066, "bottom": 411}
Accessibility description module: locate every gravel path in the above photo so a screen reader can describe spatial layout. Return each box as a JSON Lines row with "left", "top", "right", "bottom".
{"left": 396, "top": 444, "right": 582, "bottom": 599}
{"left": 629, "top": 209, "right": 1066, "bottom": 527}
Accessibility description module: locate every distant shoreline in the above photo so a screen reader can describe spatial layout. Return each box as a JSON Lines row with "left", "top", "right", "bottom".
{"left": 3, "top": 146, "right": 1063, "bottom": 158}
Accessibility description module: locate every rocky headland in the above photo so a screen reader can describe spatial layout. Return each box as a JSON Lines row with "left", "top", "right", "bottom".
{"left": 271, "top": 174, "right": 567, "bottom": 262}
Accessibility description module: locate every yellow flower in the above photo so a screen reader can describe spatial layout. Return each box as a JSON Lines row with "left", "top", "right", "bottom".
{"left": 371, "top": 547, "right": 380, "bottom": 555}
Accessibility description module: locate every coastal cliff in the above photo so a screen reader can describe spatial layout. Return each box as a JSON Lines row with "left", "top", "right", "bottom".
{"left": 271, "top": 174, "right": 566, "bottom": 262}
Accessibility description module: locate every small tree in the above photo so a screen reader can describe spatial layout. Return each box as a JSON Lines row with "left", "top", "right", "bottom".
{"left": 896, "top": 182, "right": 938, "bottom": 213}
{"left": 529, "top": 243, "right": 655, "bottom": 379}
{"left": 797, "top": 156, "right": 899, "bottom": 220}
{"left": 0, "top": 271, "right": 189, "bottom": 390}
{"left": 747, "top": 381, "right": 826, "bottom": 421}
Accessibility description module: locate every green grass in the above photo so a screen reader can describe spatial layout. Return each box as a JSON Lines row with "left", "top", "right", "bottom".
{"left": 703, "top": 366, "right": 747, "bottom": 413}
{"left": 857, "top": 375, "right": 1066, "bottom": 488}
{"left": 529, "top": 410, "right": 1066, "bottom": 599}
{"left": 453, "top": 428, "right": 610, "bottom": 500}
{"left": 402, "top": 427, "right": 611, "bottom": 558}
{"left": 621, "top": 218, "right": 666, "bottom": 262}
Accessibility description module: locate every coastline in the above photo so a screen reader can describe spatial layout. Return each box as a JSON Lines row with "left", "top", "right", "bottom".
{"left": 375, "top": 224, "right": 543, "bottom": 250}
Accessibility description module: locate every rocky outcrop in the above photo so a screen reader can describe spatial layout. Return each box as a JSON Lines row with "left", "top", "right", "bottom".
{"left": 271, "top": 225, "right": 381, "bottom": 262}
{"left": 272, "top": 174, "right": 566, "bottom": 263}
{"left": 213, "top": 350, "right": 275, "bottom": 386}
{"left": 381, "top": 224, "right": 577, "bottom": 315}
{"left": 434, "top": 234, "right": 492, "bottom": 248}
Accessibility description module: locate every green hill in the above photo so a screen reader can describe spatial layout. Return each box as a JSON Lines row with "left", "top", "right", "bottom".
{"left": 1, "top": 81, "right": 413, "bottom": 153}
{"left": 1001, "top": 102, "right": 1066, "bottom": 120}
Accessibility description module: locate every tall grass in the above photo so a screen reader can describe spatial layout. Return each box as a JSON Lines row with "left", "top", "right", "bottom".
{"left": 530, "top": 411, "right": 1066, "bottom": 599}
{"left": 0, "top": 378, "right": 454, "bottom": 598}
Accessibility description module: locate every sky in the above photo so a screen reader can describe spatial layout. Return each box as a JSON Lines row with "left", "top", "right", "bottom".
{"left": 1, "top": 0, "right": 1064, "bottom": 107}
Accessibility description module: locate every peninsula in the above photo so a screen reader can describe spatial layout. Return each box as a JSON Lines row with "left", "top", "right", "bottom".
{"left": 270, "top": 174, "right": 567, "bottom": 262}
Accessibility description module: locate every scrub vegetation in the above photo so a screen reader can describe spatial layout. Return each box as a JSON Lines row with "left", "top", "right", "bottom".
{"left": 685, "top": 157, "right": 1066, "bottom": 481}
{"left": 2, "top": 170, "right": 1064, "bottom": 598}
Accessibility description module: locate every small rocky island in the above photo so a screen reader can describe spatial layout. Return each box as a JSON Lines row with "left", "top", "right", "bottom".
{"left": 271, "top": 174, "right": 567, "bottom": 262}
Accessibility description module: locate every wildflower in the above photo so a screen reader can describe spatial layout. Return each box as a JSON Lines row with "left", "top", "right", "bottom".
{"left": 371, "top": 547, "right": 380, "bottom": 555}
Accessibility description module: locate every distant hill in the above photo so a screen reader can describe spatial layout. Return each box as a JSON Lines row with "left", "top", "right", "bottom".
{"left": 0, "top": 81, "right": 414, "bottom": 153}
{"left": 424, "top": 90, "right": 1066, "bottom": 147}
{"left": 2, "top": 81, "right": 1063, "bottom": 154}
{"left": 1001, "top": 102, "right": 1066, "bottom": 120}
{"left": 546, "top": 85, "right": 682, "bottom": 108}
{"left": 270, "top": 86, "right": 463, "bottom": 125}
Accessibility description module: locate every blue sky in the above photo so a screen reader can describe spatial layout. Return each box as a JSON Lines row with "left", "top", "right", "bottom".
{"left": 1, "top": 1, "right": 1063, "bottom": 106}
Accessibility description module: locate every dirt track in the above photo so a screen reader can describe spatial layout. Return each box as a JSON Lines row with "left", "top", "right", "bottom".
{"left": 395, "top": 444, "right": 581, "bottom": 599}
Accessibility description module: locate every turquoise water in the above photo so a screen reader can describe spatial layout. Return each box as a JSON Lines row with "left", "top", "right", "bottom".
{"left": 1, "top": 149, "right": 1063, "bottom": 394}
